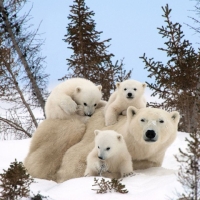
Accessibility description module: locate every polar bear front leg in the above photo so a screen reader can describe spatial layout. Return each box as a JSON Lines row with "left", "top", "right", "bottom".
{"left": 84, "top": 166, "right": 98, "bottom": 177}
{"left": 119, "top": 160, "right": 135, "bottom": 178}
{"left": 76, "top": 105, "right": 85, "bottom": 116}
{"left": 84, "top": 160, "right": 102, "bottom": 177}
{"left": 59, "top": 95, "right": 77, "bottom": 115}
{"left": 105, "top": 104, "right": 120, "bottom": 126}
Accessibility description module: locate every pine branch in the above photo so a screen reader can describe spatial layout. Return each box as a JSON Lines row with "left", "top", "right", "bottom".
{"left": 92, "top": 177, "right": 128, "bottom": 194}
{"left": 140, "top": 4, "right": 200, "bottom": 133}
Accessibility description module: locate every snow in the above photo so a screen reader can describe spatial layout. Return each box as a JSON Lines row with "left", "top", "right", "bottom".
{"left": 0, "top": 132, "right": 189, "bottom": 199}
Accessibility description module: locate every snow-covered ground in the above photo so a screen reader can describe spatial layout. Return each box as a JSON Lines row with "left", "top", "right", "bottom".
{"left": 0, "top": 132, "right": 188, "bottom": 199}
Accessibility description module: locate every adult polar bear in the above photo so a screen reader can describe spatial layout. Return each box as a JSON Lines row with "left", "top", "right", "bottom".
{"left": 24, "top": 106, "right": 180, "bottom": 182}
{"left": 55, "top": 106, "right": 180, "bottom": 182}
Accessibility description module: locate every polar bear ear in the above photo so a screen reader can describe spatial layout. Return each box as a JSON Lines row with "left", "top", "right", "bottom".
{"left": 117, "top": 134, "right": 122, "bottom": 141}
{"left": 76, "top": 86, "right": 81, "bottom": 93}
{"left": 97, "top": 85, "right": 102, "bottom": 91}
{"left": 116, "top": 82, "right": 121, "bottom": 88}
{"left": 142, "top": 83, "right": 147, "bottom": 88}
{"left": 94, "top": 130, "right": 100, "bottom": 136}
{"left": 170, "top": 111, "right": 180, "bottom": 124}
{"left": 127, "top": 106, "right": 138, "bottom": 121}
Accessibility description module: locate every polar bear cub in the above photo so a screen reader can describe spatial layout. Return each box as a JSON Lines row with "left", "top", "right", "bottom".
{"left": 104, "top": 79, "right": 146, "bottom": 126}
{"left": 84, "top": 130, "right": 134, "bottom": 178}
{"left": 45, "top": 78, "right": 102, "bottom": 119}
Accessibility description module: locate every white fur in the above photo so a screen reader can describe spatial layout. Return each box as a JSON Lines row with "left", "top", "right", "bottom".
{"left": 104, "top": 79, "right": 146, "bottom": 126}
{"left": 84, "top": 130, "right": 133, "bottom": 178}
{"left": 123, "top": 106, "right": 180, "bottom": 169}
{"left": 24, "top": 106, "right": 180, "bottom": 182}
{"left": 45, "top": 78, "right": 102, "bottom": 119}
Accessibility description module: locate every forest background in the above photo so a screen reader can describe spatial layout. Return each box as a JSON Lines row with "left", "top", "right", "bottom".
{"left": 0, "top": 0, "right": 199, "bottom": 199}
{"left": 0, "top": 0, "right": 199, "bottom": 139}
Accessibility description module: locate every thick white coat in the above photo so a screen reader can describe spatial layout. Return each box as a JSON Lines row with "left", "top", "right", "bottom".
{"left": 45, "top": 78, "right": 102, "bottom": 119}
{"left": 84, "top": 130, "right": 133, "bottom": 178}
{"left": 104, "top": 79, "right": 146, "bottom": 126}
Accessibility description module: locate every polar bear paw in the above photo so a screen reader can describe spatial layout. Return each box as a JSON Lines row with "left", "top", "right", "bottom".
{"left": 122, "top": 171, "right": 136, "bottom": 178}
{"left": 76, "top": 105, "right": 85, "bottom": 116}
{"left": 60, "top": 99, "right": 77, "bottom": 114}
{"left": 67, "top": 101, "right": 77, "bottom": 114}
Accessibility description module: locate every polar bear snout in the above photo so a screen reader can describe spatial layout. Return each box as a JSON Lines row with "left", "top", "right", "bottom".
{"left": 98, "top": 156, "right": 104, "bottom": 160}
{"left": 127, "top": 92, "right": 134, "bottom": 99}
{"left": 85, "top": 113, "right": 92, "bottom": 117}
{"left": 144, "top": 130, "right": 158, "bottom": 142}
{"left": 83, "top": 106, "right": 96, "bottom": 117}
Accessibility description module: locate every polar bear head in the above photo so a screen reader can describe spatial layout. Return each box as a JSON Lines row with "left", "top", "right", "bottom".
{"left": 127, "top": 106, "right": 180, "bottom": 146}
{"left": 94, "top": 130, "right": 124, "bottom": 160}
{"left": 126, "top": 106, "right": 180, "bottom": 145}
{"left": 74, "top": 85, "right": 102, "bottom": 116}
{"left": 116, "top": 79, "right": 146, "bottom": 100}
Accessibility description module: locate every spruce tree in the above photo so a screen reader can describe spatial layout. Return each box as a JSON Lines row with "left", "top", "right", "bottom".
{"left": 62, "top": 0, "right": 131, "bottom": 100}
{"left": 140, "top": 4, "right": 200, "bottom": 133}
{"left": 0, "top": 159, "right": 34, "bottom": 200}
{"left": 175, "top": 131, "right": 200, "bottom": 200}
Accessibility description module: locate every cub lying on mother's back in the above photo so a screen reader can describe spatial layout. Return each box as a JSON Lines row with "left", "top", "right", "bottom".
{"left": 104, "top": 79, "right": 146, "bottom": 126}
{"left": 45, "top": 78, "right": 103, "bottom": 120}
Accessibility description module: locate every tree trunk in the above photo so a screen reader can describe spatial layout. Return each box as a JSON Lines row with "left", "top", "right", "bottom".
{"left": 6, "top": 62, "right": 38, "bottom": 128}
{"left": 191, "top": 76, "right": 200, "bottom": 132}
{"left": 0, "top": 0, "right": 46, "bottom": 113}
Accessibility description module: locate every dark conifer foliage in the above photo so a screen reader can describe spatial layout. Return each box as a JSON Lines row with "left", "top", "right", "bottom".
{"left": 140, "top": 4, "right": 200, "bottom": 199}
{"left": 0, "top": 159, "right": 34, "bottom": 200}
{"left": 92, "top": 177, "right": 128, "bottom": 194}
{"left": 62, "top": 0, "right": 131, "bottom": 100}
{"left": 140, "top": 4, "right": 200, "bottom": 133}
{"left": 175, "top": 131, "right": 200, "bottom": 200}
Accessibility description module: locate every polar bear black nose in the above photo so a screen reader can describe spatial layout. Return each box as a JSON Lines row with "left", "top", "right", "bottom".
{"left": 128, "top": 93, "right": 132, "bottom": 97}
{"left": 98, "top": 156, "right": 103, "bottom": 160}
{"left": 85, "top": 113, "right": 92, "bottom": 117}
{"left": 145, "top": 130, "right": 156, "bottom": 139}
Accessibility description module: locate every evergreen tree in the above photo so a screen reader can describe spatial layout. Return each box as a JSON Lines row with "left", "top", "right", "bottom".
{"left": 175, "top": 131, "right": 200, "bottom": 200}
{"left": 140, "top": 4, "right": 200, "bottom": 133}
{"left": 0, "top": 159, "right": 34, "bottom": 200}
{"left": 140, "top": 4, "right": 200, "bottom": 199}
{"left": 62, "top": 0, "right": 131, "bottom": 100}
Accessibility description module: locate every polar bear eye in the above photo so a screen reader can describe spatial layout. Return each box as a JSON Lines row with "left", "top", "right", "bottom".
{"left": 84, "top": 103, "right": 87, "bottom": 106}
{"left": 134, "top": 88, "right": 137, "bottom": 91}
{"left": 94, "top": 104, "right": 97, "bottom": 107}
{"left": 141, "top": 119, "right": 145, "bottom": 122}
{"left": 98, "top": 146, "right": 100, "bottom": 149}
{"left": 159, "top": 120, "right": 164, "bottom": 123}
{"left": 106, "top": 147, "right": 110, "bottom": 151}
{"left": 124, "top": 88, "right": 127, "bottom": 91}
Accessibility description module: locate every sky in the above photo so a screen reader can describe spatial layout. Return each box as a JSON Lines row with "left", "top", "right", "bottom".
{"left": 23, "top": 0, "right": 200, "bottom": 92}
{"left": 0, "top": 132, "right": 189, "bottom": 199}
